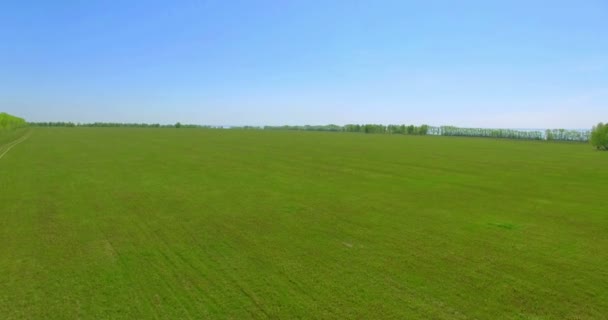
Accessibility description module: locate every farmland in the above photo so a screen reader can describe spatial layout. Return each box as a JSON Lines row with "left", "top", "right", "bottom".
{"left": 1, "top": 127, "right": 607, "bottom": 319}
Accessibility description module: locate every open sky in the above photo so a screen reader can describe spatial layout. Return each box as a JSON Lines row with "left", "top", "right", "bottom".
{"left": 1, "top": 0, "right": 607, "bottom": 128}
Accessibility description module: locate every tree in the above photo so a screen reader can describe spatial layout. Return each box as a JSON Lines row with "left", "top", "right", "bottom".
{"left": 0, "top": 112, "right": 27, "bottom": 130}
{"left": 419, "top": 125, "right": 429, "bottom": 135}
{"left": 175, "top": 122, "right": 182, "bottom": 128}
{"left": 590, "top": 122, "right": 608, "bottom": 150}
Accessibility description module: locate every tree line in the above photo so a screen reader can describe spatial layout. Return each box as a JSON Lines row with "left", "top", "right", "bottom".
{"left": 24, "top": 120, "right": 602, "bottom": 145}
{"left": 28, "top": 122, "right": 221, "bottom": 129}
{"left": 544, "top": 129, "right": 590, "bottom": 142}
{"left": 427, "top": 126, "right": 591, "bottom": 142}
{"left": 240, "top": 124, "right": 591, "bottom": 142}
{"left": 0, "top": 112, "right": 27, "bottom": 130}
{"left": 429, "top": 126, "right": 545, "bottom": 140}
{"left": 258, "top": 124, "right": 430, "bottom": 135}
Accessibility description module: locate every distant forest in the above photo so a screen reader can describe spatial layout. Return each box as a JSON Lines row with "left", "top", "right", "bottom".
{"left": 27, "top": 121, "right": 592, "bottom": 142}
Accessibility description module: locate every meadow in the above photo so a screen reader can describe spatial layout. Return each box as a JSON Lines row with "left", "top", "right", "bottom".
{"left": 0, "top": 127, "right": 606, "bottom": 319}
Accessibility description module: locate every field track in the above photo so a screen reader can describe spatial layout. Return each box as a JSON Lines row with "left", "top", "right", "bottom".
{"left": 0, "top": 130, "right": 31, "bottom": 161}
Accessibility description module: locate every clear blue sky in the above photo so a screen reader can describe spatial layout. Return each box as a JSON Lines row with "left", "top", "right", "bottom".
{"left": 1, "top": 0, "right": 606, "bottom": 128}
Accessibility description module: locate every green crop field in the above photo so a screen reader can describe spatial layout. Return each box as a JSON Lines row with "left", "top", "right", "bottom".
{"left": 1, "top": 127, "right": 606, "bottom": 319}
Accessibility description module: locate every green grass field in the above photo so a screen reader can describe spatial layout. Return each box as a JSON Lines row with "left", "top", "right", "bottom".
{"left": 1, "top": 127, "right": 606, "bottom": 319}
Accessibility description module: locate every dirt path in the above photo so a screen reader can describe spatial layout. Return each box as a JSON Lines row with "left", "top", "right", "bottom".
{"left": 0, "top": 131, "right": 31, "bottom": 161}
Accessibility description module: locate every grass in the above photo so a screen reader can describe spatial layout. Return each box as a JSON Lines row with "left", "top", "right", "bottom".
{"left": 0, "top": 127, "right": 29, "bottom": 146}
{"left": 1, "top": 127, "right": 607, "bottom": 319}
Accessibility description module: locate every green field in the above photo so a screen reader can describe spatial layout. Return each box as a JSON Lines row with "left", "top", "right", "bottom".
{"left": 1, "top": 127, "right": 606, "bottom": 319}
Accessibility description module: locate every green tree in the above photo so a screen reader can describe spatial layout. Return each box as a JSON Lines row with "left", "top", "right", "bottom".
{"left": 175, "top": 122, "right": 182, "bottom": 128}
{"left": 590, "top": 122, "right": 608, "bottom": 150}
{"left": 0, "top": 112, "right": 27, "bottom": 130}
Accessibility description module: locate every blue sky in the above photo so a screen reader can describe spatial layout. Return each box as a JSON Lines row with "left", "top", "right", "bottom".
{"left": 1, "top": 0, "right": 607, "bottom": 128}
